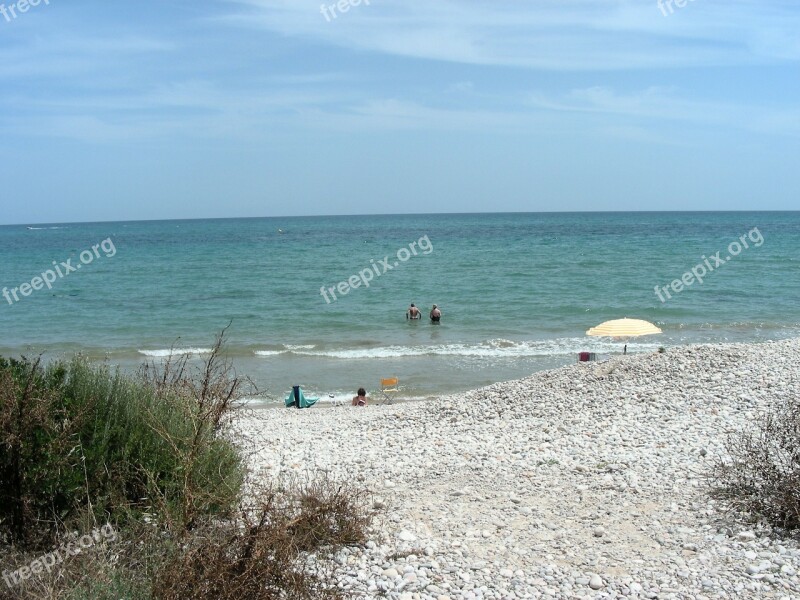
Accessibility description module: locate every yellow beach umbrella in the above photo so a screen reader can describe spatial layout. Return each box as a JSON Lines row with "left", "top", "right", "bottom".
{"left": 586, "top": 318, "right": 662, "bottom": 338}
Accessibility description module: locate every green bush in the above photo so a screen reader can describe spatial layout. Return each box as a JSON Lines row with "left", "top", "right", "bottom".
{"left": 0, "top": 356, "right": 81, "bottom": 547}
{"left": 0, "top": 333, "right": 375, "bottom": 599}
{"left": 0, "top": 344, "right": 243, "bottom": 549}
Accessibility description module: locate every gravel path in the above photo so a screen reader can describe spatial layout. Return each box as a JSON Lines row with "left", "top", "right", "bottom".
{"left": 234, "top": 339, "right": 800, "bottom": 599}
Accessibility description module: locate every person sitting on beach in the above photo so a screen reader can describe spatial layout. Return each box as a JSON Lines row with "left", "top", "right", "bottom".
{"left": 430, "top": 304, "right": 441, "bottom": 323}
{"left": 352, "top": 388, "right": 368, "bottom": 407}
{"left": 407, "top": 303, "right": 421, "bottom": 320}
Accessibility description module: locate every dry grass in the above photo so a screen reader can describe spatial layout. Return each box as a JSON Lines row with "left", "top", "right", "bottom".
{"left": 710, "top": 396, "right": 800, "bottom": 531}
{"left": 153, "top": 477, "right": 374, "bottom": 600}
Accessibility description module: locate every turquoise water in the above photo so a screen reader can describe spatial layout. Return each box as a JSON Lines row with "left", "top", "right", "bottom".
{"left": 1, "top": 212, "right": 798, "bottom": 403}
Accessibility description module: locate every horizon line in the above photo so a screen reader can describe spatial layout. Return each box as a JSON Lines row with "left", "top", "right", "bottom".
{"left": 3, "top": 209, "right": 798, "bottom": 228}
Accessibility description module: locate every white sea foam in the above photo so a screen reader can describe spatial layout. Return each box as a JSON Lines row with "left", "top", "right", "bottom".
{"left": 322, "top": 393, "right": 353, "bottom": 406}
{"left": 138, "top": 347, "right": 213, "bottom": 357}
{"left": 254, "top": 344, "right": 316, "bottom": 357}
{"left": 282, "top": 338, "right": 662, "bottom": 360}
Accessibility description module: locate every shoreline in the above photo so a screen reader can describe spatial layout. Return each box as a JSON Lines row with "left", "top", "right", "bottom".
{"left": 235, "top": 337, "right": 800, "bottom": 598}
{"left": 9, "top": 325, "right": 800, "bottom": 410}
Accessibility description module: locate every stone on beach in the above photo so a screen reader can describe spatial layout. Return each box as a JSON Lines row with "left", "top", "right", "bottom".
{"left": 233, "top": 338, "right": 800, "bottom": 598}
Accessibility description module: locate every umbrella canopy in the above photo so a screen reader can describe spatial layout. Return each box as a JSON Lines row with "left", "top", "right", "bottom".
{"left": 586, "top": 318, "right": 662, "bottom": 338}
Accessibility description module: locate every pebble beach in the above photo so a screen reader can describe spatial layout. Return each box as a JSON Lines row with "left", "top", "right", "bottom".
{"left": 234, "top": 339, "right": 800, "bottom": 600}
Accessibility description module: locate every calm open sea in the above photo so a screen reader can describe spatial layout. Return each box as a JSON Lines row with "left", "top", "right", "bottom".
{"left": 1, "top": 212, "right": 798, "bottom": 404}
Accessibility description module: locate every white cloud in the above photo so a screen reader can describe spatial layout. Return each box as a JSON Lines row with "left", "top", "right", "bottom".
{"left": 1, "top": 1, "right": 796, "bottom": 143}
{"left": 527, "top": 85, "right": 800, "bottom": 138}
{"left": 0, "top": 35, "right": 173, "bottom": 80}
{"left": 223, "top": 0, "right": 800, "bottom": 70}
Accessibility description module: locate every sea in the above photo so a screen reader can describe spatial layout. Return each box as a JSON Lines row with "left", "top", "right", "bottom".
{"left": 1, "top": 212, "right": 798, "bottom": 405}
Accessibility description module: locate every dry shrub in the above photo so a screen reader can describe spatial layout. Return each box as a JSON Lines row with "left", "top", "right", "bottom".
{"left": 710, "top": 396, "right": 800, "bottom": 531}
{"left": 152, "top": 477, "right": 373, "bottom": 600}
{"left": 287, "top": 477, "right": 373, "bottom": 552}
{"left": 0, "top": 520, "right": 160, "bottom": 600}
{"left": 136, "top": 328, "right": 254, "bottom": 533}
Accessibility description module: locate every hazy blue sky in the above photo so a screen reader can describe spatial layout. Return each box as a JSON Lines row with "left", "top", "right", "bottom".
{"left": 1, "top": 0, "right": 798, "bottom": 224}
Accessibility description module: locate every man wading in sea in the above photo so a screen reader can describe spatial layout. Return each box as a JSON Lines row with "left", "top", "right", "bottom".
{"left": 430, "top": 304, "right": 441, "bottom": 323}
{"left": 407, "top": 303, "right": 421, "bottom": 320}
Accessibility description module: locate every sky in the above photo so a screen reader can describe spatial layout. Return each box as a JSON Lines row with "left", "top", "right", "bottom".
{"left": 0, "top": 0, "right": 798, "bottom": 225}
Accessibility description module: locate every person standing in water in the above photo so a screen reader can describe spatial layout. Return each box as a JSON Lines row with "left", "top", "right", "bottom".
{"left": 407, "top": 303, "right": 421, "bottom": 320}
{"left": 430, "top": 304, "right": 441, "bottom": 323}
